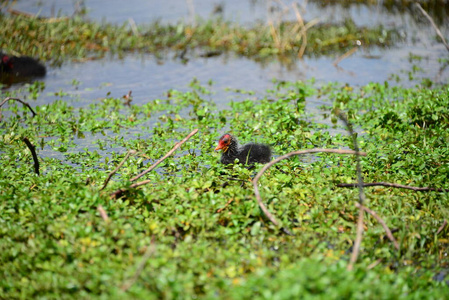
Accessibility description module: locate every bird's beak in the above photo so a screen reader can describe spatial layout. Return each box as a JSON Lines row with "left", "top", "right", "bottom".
{"left": 215, "top": 141, "right": 226, "bottom": 151}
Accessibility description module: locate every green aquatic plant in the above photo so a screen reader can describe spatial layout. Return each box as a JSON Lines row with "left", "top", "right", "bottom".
{"left": 0, "top": 79, "right": 448, "bottom": 298}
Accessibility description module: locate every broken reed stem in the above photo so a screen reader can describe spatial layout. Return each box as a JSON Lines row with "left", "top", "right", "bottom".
{"left": 337, "top": 182, "right": 449, "bottom": 192}
{"left": 22, "top": 138, "right": 40, "bottom": 175}
{"left": 100, "top": 150, "right": 137, "bottom": 191}
{"left": 292, "top": 2, "right": 308, "bottom": 58}
{"left": 333, "top": 46, "right": 358, "bottom": 67}
{"left": 252, "top": 148, "right": 367, "bottom": 230}
{"left": 130, "top": 129, "right": 198, "bottom": 182}
{"left": 415, "top": 3, "right": 449, "bottom": 52}
{"left": 356, "top": 203, "right": 399, "bottom": 250}
{"left": 110, "top": 129, "right": 198, "bottom": 199}
{"left": 121, "top": 237, "right": 156, "bottom": 292}
{"left": 0, "top": 97, "right": 37, "bottom": 121}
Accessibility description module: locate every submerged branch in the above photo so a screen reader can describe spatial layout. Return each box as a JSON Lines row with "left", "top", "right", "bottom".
{"left": 22, "top": 138, "right": 40, "bottom": 175}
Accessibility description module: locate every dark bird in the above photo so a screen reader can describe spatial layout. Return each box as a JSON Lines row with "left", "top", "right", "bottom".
{"left": 215, "top": 133, "right": 272, "bottom": 165}
{"left": 1, "top": 52, "right": 46, "bottom": 78}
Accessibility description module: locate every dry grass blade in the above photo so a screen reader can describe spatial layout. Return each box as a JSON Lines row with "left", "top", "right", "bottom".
{"left": 292, "top": 2, "right": 307, "bottom": 58}
{"left": 252, "top": 148, "right": 367, "bottom": 231}
{"left": 437, "top": 219, "right": 447, "bottom": 235}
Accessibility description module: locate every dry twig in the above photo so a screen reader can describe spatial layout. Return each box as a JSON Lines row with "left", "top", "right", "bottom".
{"left": 100, "top": 150, "right": 137, "bottom": 191}
{"left": 337, "top": 182, "right": 449, "bottom": 192}
{"left": 130, "top": 129, "right": 198, "bottom": 182}
{"left": 121, "top": 237, "right": 156, "bottom": 291}
{"left": 252, "top": 148, "right": 367, "bottom": 230}
{"left": 22, "top": 138, "right": 40, "bottom": 175}
{"left": 415, "top": 3, "right": 449, "bottom": 52}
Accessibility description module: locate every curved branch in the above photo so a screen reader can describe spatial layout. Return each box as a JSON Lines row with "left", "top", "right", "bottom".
{"left": 0, "top": 97, "right": 37, "bottom": 120}
{"left": 22, "top": 137, "right": 40, "bottom": 175}
{"left": 356, "top": 203, "right": 399, "bottom": 250}
{"left": 252, "top": 148, "right": 367, "bottom": 229}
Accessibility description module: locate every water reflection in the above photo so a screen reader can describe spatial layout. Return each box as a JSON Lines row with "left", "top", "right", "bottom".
{"left": 2, "top": 0, "right": 448, "bottom": 101}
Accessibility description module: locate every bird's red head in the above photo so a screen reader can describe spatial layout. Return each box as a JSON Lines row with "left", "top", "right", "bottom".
{"left": 215, "top": 133, "right": 232, "bottom": 152}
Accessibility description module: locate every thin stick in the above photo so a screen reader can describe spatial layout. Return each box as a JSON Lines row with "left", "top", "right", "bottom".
{"left": 333, "top": 46, "right": 358, "bottom": 67}
{"left": 415, "top": 3, "right": 449, "bottom": 52}
{"left": 97, "top": 205, "right": 109, "bottom": 222}
{"left": 338, "top": 112, "right": 366, "bottom": 271}
{"left": 356, "top": 203, "right": 399, "bottom": 250}
{"left": 0, "top": 97, "right": 37, "bottom": 121}
{"left": 337, "top": 182, "right": 449, "bottom": 192}
{"left": 22, "top": 138, "right": 40, "bottom": 175}
{"left": 130, "top": 129, "right": 198, "bottom": 182}
{"left": 252, "top": 148, "right": 367, "bottom": 229}
{"left": 100, "top": 150, "right": 136, "bottom": 191}
{"left": 216, "top": 198, "right": 235, "bottom": 213}
{"left": 111, "top": 129, "right": 199, "bottom": 199}
{"left": 121, "top": 237, "right": 156, "bottom": 292}
{"left": 436, "top": 219, "right": 447, "bottom": 235}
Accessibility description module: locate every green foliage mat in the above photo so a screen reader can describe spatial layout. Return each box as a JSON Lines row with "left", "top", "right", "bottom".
{"left": 1, "top": 79, "right": 448, "bottom": 298}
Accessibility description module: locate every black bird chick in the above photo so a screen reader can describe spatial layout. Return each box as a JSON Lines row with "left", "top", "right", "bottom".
{"left": 215, "top": 133, "right": 271, "bottom": 165}
{"left": 1, "top": 53, "right": 46, "bottom": 78}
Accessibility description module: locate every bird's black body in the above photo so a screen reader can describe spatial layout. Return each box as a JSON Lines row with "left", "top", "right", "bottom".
{"left": 1, "top": 53, "right": 46, "bottom": 78}
{"left": 216, "top": 134, "right": 271, "bottom": 165}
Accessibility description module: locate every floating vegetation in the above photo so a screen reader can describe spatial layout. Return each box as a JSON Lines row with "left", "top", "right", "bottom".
{"left": 0, "top": 12, "right": 403, "bottom": 65}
